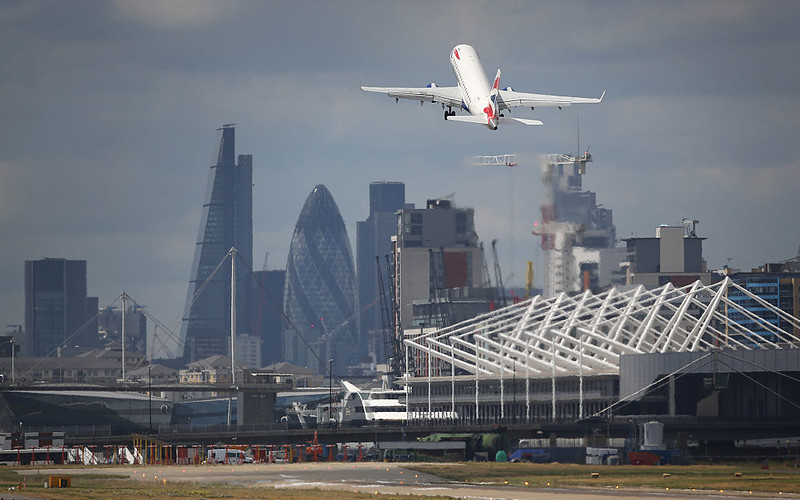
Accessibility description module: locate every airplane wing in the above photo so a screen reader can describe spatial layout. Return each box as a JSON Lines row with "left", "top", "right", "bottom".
{"left": 361, "top": 85, "right": 463, "bottom": 108}
{"left": 498, "top": 89, "right": 605, "bottom": 111}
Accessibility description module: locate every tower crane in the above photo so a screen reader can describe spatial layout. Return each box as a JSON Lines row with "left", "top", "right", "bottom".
{"left": 491, "top": 239, "right": 507, "bottom": 308}
{"left": 472, "top": 154, "right": 517, "bottom": 167}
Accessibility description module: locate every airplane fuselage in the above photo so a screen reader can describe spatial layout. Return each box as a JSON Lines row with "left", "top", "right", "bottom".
{"left": 450, "top": 44, "right": 499, "bottom": 129}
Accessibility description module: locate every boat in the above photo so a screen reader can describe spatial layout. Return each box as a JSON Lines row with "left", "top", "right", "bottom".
{"left": 337, "top": 380, "right": 407, "bottom": 425}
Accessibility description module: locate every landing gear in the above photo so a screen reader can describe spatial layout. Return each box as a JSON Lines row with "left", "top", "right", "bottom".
{"left": 444, "top": 107, "right": 455, "bottom": 120}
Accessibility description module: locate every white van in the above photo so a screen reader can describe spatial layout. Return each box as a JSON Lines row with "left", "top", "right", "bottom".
{"left": 207, "top": 448, "right": 253, "bottom": 464}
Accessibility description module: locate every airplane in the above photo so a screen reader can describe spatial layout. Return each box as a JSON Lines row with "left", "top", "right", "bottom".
{"left": 361, "top": 44, "right": 605, "bottom": 130}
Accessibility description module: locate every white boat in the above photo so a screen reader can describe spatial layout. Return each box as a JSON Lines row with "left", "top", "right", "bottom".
{"left": 338, "top": 380, "right": 407, "bottom": 425}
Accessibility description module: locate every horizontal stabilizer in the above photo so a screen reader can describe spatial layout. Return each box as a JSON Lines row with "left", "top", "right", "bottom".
{"left": 499, "top": 116, "right": 543, "bottom": 126}
{"left": 445, "top": 114, "right": 487, "bottom": 124}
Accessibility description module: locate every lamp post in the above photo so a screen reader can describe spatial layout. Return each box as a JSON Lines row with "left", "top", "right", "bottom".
{"left": 148, "top": 364, "right": 152, "bottom": 434}
{"left": 10, "top": 337, "right": 14, "bottom": 386}
{"left": 328, "top": 358, "right": 334, "bottom": 427}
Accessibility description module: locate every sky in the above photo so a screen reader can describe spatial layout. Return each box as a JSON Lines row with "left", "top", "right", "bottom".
{"left": 2, "top": 1, "right": 799, "bottom": 357}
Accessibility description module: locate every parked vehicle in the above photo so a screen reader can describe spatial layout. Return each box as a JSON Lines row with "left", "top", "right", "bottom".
{"left": 207, "top": 448, "right": 253, "bottom": 464}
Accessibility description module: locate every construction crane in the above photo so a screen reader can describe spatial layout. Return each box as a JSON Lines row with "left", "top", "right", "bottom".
{"left": 491, "top": 239, "right": 507, "bottom": 308}
{"left": 381, "top": 255, "right": 407, "bottom": 376}
{"left": 526, "top": 261, "right": 534, "bottom": 299}
{"left": 472, "top": 154, "right": 517, "bottom": 167}
{"left": 479, "top": 242, "right": 497, "bottom": 308}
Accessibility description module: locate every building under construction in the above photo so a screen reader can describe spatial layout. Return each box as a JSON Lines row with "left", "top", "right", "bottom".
{"left": 534, "top": 151, "right": 625, "bottom": 297}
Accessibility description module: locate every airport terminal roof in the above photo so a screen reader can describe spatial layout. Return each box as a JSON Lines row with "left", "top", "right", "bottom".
{"left": 403, "top": 278, "right": 800, "bottom": 379}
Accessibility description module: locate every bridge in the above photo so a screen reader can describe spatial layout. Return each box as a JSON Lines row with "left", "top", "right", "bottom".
{"left": 65, "top": 419, "right": 800, "bottom": 452}
{"left": 0, "top": 381, "right": 290, "bottom": 393}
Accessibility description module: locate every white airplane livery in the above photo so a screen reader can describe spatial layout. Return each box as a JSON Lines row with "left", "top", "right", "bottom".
{"left": 361, "top": 44, "right": 605, "bottom": 130}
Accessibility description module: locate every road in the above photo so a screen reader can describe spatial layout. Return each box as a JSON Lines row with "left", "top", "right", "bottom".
{"left": 19, "top": 462, "right": 786, "bottom": 499}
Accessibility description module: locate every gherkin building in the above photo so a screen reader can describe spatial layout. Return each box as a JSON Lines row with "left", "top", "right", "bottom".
{"left": 284, "top": 185, "right": 359, "bottom": 376}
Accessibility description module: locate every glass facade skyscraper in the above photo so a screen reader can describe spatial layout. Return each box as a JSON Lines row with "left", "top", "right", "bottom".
{"left": 252, "top": 268, "right": 286, "bottom": 366}
{"left": 24, "top": 258, "right": 98, "bottom": 357}
{"left": 283, "top": 185, "right": 358, "bottom": 376}
{"left": 356, "top": 182, "right": 405, "bottom": 362}
{"left": 182, "top": 125, "right": 253, "bottom": 362}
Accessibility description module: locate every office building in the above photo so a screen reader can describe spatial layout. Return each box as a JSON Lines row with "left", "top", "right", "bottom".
{"left": 97, "top": 305, "right": 147, "bottom": 355}
{"left": 356, "top": 182, "right": 405, "bottom": 363}
{"left": 726, "top": 256, "right": 800, "bottom": 343}
{"left": 24, "top": 258, "right": 98, "bottom": 357}
{"left": 251, "top": 269, "right": 286, "bottom": 366}
{"left": 182, "top": 125, "right": 253, "bottom": 362}
{"left": 235, "top": 333, "right": 262, "bottom": 368}
{"left": 283, "top": 185, "right": 359, "bottom": 376}
{"left": 392, "top": 198, "right": 485, "bottom": 333}
{"left": 622, "top": 219, "right": 711, "bottom": 288}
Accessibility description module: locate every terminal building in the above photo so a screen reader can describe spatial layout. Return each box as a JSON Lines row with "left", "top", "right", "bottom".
{"left": 401, "top": 278, "right": 800, "bottom": 425}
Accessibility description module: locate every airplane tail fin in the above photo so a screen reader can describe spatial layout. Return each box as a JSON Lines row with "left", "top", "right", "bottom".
{"left": 489, "top": 69, "right": 501, "bottom": 109}
{"left": 484, "top": 69, "right": 502, "bottom": 128}
{"left": 491, "top": 69, "right": 501, "bottom": 94}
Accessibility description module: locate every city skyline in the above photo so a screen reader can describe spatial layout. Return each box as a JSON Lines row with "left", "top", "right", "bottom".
{"left": 2, "top": 1, "right": 800, "bottom": 336}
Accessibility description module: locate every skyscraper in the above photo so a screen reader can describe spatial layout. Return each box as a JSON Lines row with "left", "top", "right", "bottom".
{"left": 283, "top": 185, "right": 358, "bottom": 376}
{"left": 24, "top": 258, "right": 98, "bottom": 357}
{"left": 252, "top": 268, "right": 286, "bottom": 366}
{"left": 182, "top": 125, "right": 253, "bottom": 362}
{"left": 356, "top": 182, "right": 405, "bottom": 362}
{"left": 537, "top": 152, "right": 624, "bottom": 296}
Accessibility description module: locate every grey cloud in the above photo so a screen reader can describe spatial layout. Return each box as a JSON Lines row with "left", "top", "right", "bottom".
{"left": 1, "top": 0, "right": 799, "bottom": 332}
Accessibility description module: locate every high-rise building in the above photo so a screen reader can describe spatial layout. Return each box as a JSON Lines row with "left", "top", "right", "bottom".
{"left": 537, "top": 152, "right": 624, "bottom": 296}
{"left": 24, "top": 258, "right": 98, "bottom": 357}
{"left": 283, "top": 185, "right": 359, "bottom": 376}
{"left": 356, "top": 182, "right": 405, "bottom": 363}
{"left": 97, "top": 305, "right": 147, "bottom": 355}
{"left": 622, "top": 219, "right": 711, "bottom": 288}
{"left": 727, "top": 257, "right": 800, "bottom": 343}
{"left": 252, "top": 268, "right": 286, "bottom": 366}
{"left": 235, "top": 333, "right": 262, "bottom": 368}
{"left": 182, "top": 125, "right": 253, "bottom": 362}
{"left": 392, "top": 198, "right": 485, "bottom": 334}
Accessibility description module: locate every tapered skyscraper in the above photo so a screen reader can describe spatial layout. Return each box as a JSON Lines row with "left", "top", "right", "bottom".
{"left": 284, "top": 185, "right": 358, "bottom": 376}
{"left": 182, "top": 125, "right": 253, "bottom": 362}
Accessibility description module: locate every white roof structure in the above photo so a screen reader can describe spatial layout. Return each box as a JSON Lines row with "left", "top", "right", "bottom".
{"left": 404, "top": 278, "right": 800, "bottom": 379}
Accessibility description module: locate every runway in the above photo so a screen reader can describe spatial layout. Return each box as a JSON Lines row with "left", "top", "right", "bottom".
{"left": 21, "top": 462, "right": 783, "bottom": 499}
